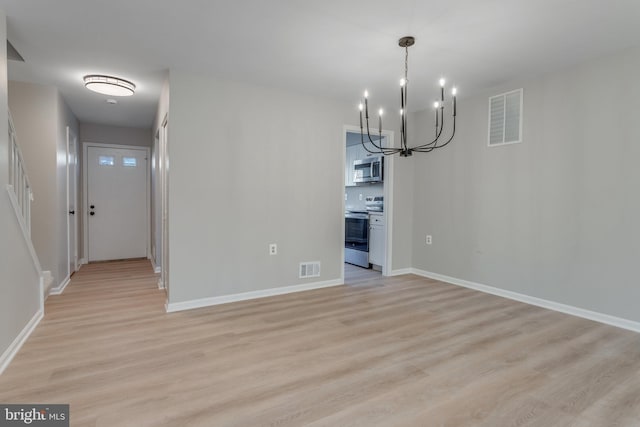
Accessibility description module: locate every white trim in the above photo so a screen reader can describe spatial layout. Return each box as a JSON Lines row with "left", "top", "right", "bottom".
{"left": 389, "top": 268, "right": 413, "bottom": 276}
{"left": 42, "top": 271, "right": 54, "bottom": 298}
{"left": 49, "top": 275, "right": 71, "bottom": 296}
{"left": 157, "top": 278, "right": 164, "bottom": 290}
{"left": 79, "top": 258, "right": 87, "bottom": 266}
{"left": 166, "top": 279, "right": 344, "bottom": 313}
{"left": 82, "top": 142, "right": 151, "bottom": 262}
{"left": 6, "top": 185, "right": 42, "bottom": 273}
{"left": 149, "top": 255, "right": 161, "bottom": 274}
{"left": 0, "top": 309, "right": 43, "bottom": 375}
{"left": 410, "top": 268, "right": 640, "bottom": 333}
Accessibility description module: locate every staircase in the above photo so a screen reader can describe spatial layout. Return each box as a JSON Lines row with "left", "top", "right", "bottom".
{"left": 7, "top": 113, "right": 34, "bottom": 237}
{"left": 0, "top": 111, "right": 45, "bottom": 375}
{"left": 6, "top": 112, "right": 44, "bottom": 285}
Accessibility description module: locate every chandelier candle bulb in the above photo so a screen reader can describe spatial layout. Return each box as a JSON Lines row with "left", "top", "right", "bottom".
{"left": 452, "top": 88, "right": 457, "bottom": 116}
{"left": 378, "top": 108, "right": 383, "bottom": 133}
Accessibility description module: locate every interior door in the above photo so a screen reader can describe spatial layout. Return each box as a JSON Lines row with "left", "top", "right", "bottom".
{"left": 67, "top": 127, "right": 78, "bottom": 274}
{"left": 87, "top": 146, "right": 148, "bottom": 262}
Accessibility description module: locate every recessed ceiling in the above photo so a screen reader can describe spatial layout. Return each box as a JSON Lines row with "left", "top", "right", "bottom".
{"left": 2, "top": 0, "right": 640, "bottom": 129}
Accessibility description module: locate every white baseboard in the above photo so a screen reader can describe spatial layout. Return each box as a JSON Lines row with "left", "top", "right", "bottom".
{"left": 49, "top": 275, "right": 70, "bottom": 296}
{"left": 389, "top": 268, "right": 413, "bottom": 276}
{"left": 149, "top": 256, "right": 161, "bottom": 274}
{"left": 166, "top": 278, "right": 344, "bottom": 313}
{"left": 410, "top": 268, "right": 640, "bottom": 334}
{"left": 0, "top": 309, "right": 43, "bottom": 375}
{"left": 79, "top": 258, "right": 87, "bottom": 266}
{"left": 42, "top": 271, "right": 54, "bottom": 299}
{"left": 157, "top": 278, "right": 164, "bottom": 290}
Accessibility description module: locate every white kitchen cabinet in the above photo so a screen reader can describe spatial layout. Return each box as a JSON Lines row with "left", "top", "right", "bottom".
{"left": 369, "top": 213, "right": 385, "bottom": 268}
{"left": 345, "top": 144, "right": 358, "bottom": 187}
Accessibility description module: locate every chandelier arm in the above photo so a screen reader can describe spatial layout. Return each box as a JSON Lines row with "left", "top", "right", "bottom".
{"left": 411, "top": 111, "right": 446, "bottom": 150}
{"left": 361, "top": 125, "right": 399, "bottom": 155}
{"left": 362, "top": 110, "right": 383, "bottom": 152}
{"left": 413, "top": 117, "right": 456, "bottom": 152}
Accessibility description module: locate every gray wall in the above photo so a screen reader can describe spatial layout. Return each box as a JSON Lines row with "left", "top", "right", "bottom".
{"left": 79, "top": 123, "right": 151, "bottom": 147}
{"left": 8, "top": 81, "right": 57, "bottom": 286}
{"left": 8, "top": 80, "right": 79, "bottom": 291}
{"left": 0, "top": 11, "right": 42, "bottom": 370}
{"left": 411, "top": 46, "right": 640, "bottom": 322}
{"left": 164, "top": 70, "right": 411, "bottom": 304}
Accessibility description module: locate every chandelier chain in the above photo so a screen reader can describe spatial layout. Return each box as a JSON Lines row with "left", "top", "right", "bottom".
{"left": 404, "top": 47, "right": 409, "bottom": 82}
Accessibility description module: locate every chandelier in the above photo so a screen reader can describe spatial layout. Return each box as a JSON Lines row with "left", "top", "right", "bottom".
{"left": 358, "top": 36, "right": 457, "bottom": 157}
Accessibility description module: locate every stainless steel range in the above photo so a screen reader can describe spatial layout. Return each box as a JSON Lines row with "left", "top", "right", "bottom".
{"left": 345, "top": 211, "right": 369, "bottom": 268}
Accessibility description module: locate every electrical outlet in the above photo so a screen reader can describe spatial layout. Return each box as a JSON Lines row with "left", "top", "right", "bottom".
{"left": 269, "top": 243, "right": 277, "bottom": 255}
{"left": 359, "top": 194, "right": 363, "bottom": 201}
{"left": 345, "top": 193, "right": 348, "bottom": 201}
{"left": 426, "top": 235, "right": 432, "bottom": 245}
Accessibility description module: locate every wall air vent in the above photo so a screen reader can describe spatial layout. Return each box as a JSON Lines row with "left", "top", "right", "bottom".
{"left": 488, "top": 88, "right": 523, "bottom": 147}
{"left": 299, "top": 262, "right": 321, "bottom": 279}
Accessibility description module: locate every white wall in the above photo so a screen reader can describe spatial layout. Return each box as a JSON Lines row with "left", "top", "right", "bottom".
{"left": 0, "top": 10, "right": 42, "bottom": 372}
{"left": 165, "top": 70, "right": 411, "bottom": 305}
{"left": 411, "top": 46, "right": 640, "bottom": 323}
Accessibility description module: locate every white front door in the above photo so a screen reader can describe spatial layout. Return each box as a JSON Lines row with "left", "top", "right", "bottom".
{"left": 87, "top": 146, "right": 148, "bottom": 262}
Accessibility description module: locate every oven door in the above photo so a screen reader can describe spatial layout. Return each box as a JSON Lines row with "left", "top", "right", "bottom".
{"left": 345, "top": 214, "right": 369, "bottom": 252}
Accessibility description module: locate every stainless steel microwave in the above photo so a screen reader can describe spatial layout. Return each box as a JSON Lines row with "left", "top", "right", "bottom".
{"left": 353, "top": 156, "right": 383, "bottom": 184}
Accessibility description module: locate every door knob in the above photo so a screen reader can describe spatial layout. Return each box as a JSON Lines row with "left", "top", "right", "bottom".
{"left": 90, "top": 212, "right": 95, "bottom": 216}
{"left": 90, "top": 205, "right": 95, "bottom": 209}
{"left": 69, "top": 210, "right": 75, "bottom": 215}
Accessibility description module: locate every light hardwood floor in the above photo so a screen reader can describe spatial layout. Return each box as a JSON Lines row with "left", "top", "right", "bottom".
{"left": 1, "top": 259, "right": 639, "bottom": 426}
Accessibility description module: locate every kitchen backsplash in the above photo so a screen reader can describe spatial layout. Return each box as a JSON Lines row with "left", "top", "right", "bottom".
{"left": 345, "top": 183, "right": 383, "bottom": 211}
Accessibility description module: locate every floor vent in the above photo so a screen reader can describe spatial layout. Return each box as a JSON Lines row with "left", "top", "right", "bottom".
{"left": 299, "top": 261, "right": 320, "bottom": 279}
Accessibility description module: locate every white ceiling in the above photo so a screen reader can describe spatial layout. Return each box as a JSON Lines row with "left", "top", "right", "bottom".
{"left": 2, "top": 0, "right": 640, "bottom": 129}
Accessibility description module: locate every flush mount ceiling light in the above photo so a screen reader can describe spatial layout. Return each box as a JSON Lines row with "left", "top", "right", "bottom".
{"left": 83, "top": 75, "right": 135, "bottom": 97}
{"left": 359, "top": 36, "right": 458, "bottom": 157}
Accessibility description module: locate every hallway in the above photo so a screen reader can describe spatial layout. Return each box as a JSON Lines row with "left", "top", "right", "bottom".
{"left": 0, "top": 259, "right": 165, "bottom": 424}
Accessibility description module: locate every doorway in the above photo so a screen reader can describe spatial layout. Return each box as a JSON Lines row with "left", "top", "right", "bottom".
{"left": 83, "top": 143, "right": 150, "bottom": 262}
{"left": 342, "top": 126, "right": 394, "bottom": 284}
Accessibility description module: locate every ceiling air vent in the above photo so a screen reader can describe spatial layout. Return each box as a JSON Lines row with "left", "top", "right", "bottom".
{"left": 488, "top": 88, "right": 523, "bottom": 147}
{"left": 299, "top": 262, "right": 320, "bottom": 279}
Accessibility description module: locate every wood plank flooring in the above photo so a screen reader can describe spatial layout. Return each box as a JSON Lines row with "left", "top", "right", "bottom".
{"left": 1, "top": 259, "right": 639, "bottom": 426}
